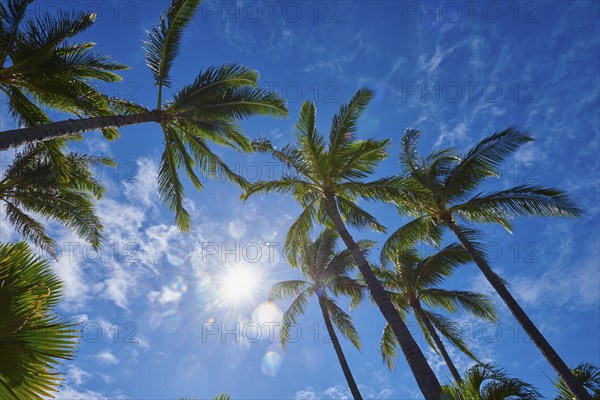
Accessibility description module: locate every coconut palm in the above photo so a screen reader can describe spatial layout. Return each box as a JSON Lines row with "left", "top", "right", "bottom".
{"left": 442, "top": 363, "right": 541, "bottom": 400}
{"left": 0, "top": 242, "right": 78, "bottom": 399}
{"left": 242, "top": 90, "right": 442, "bottom": 399}
{"left": 0, "top": 145, "right": 109, "bottom": 257}
{"left": 2, "top": 0, "right": 288, "bottom": 231}
{"left": 270, "top": 229, "right": 369, "bottom": 400}
{"left": 377, "top": 243, "right": 497, "bottom": 383}
{"left": 385, "top": 127, "right": 588, "bottom": 399}
{"left": 0, "top": 0, "right": 128, "bottom": 185}
{"left": 554, "top": 363, "right": 600, "bottom": 400}
{"left": 0, "top": 0, "right": 127, "bottom": 135}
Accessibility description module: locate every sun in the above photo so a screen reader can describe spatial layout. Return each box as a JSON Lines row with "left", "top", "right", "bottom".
{"left": 220, "top": 265, "right": 260, "bottom": 304}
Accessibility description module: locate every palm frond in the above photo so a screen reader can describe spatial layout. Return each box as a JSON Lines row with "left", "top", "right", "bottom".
{"left": 3, "top": 201, "right": 55, "bottom": 256}
{"left": 157, "top": 139, "right": 190, "bottom": 230}
{"left": 172, "top": 64, "right": 260, "bottom": 110}
{"left": 183, "top": 133, "right": 249, "bottom": 189}
{"left": 0, "top": 0, "right": 32, "bottom": 64}
{"left": 339, "top": 175, "right": 402, "bottom": 203}
{"left": 400, "top": 128, "right": 424, "bottom": 175}
{"left": 280, "top": 291, "right": 309, "bottom": 347}
{"left": 554, "top": 363, "right": 600, "bottom": 400}
{"left": 175, "top": 86, "right": 287, "bottom": 121}
{"left": 320, "top": 296, "right": 361, "bottom": 350}
{"left": 283, "top": 198, "right": 320, "bottom": 267}
{"left": 381, "top": 217, "right": 442, "bottom": 262}
{"left": 445, "top": 128, "right": 533, "bottom": 200}
{"left": 336, "top": 195, "right": 386, "bottom": 233}
{"left": 451, "top": 185, "right": 582, "bottom": 227}
{"left": 269, "top": 280, "right": 310, "bottom": 301}
{"left": 144, "top": 0, "right": 201, "bottom": 90}
{"left": 425, "top": 310, "right": 481, "bottom": 363}
{"left": 329, "top": 87, "right": 374, "bottom": 156}
{"left": 379, "top": 323, "right": 399, "bottom": 370}
{"left": 0, "top": 242, "right": 78, "bottom": 399}
{"left": 416, "top": 243, "right": 472, "bottom": 288}
{"left": 421, "top": 289, "right": 497, "bottom": 322}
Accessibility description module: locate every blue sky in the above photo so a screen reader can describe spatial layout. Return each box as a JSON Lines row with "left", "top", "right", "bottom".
{"left": 1, "top": 1, "right": 599, "bottom": 399}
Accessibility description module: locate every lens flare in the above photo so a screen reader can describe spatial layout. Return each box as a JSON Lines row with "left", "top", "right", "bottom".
{"left": 261, "top": 351, "right": 283, "bottom": 376}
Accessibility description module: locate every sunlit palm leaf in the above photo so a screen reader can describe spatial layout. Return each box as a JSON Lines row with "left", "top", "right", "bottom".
{"left": 0, "top": 242, "right": 78, "bottom": 399}
{"left": 144, "top": 0, "right": 201, "bottom": 90}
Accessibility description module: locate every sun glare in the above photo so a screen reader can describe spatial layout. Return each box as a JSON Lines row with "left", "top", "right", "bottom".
{"left": 220, "top": 265, "right": 259, "bottom": 304}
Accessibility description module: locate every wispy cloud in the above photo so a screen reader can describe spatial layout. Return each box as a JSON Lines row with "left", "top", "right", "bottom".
{"left": 94, "top": 350, "right": 120, "bottom": 366}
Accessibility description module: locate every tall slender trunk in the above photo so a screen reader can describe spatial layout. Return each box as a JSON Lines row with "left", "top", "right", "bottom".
{"left": 318, "top": 296, "right": 363, "bottom": 400}
{"left": 0, "top": 111, "right": 163, "bottom": 151}
{"left": 442, "top": 216, "right": 591, "bottom": 400}
{"left": 413, "top": 303, "right": 463, "bottom": 383}
{"left": 324, "top": 194, "right": 442, "bottom": 400}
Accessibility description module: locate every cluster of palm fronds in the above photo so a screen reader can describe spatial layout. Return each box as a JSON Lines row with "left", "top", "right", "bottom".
{"left": 0, "top": 0, "right": 596, "bottom": 399}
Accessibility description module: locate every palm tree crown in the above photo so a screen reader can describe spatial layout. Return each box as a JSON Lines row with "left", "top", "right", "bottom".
{"left": 0, "top": 146, "right": 109, "bottom": 256}
{"left": 270, "top": 229, "right": 367, "bottom": 348}
{"left": 377, "top": 243, "right": 497, "bottom": 380}
{"left": 0, "top": 0, "right": 127, "bottom": 134}
{"left": 442, "top": 363, "right": 541, "bottom": 400}
{"left": 242, "top": 88, "right": 398, "bottom": 261}
{"left": 129, "top": 0, "right": 288, "bottom": 230}
{"left": 554, "top": 363, "right": 600, "bottom": 400}
{"left": 384, "top": 127, "right": 581, "bottom": 253}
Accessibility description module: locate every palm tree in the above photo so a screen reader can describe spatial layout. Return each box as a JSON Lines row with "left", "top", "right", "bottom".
{"left": 442, "top": 363, "right": 541, "bottom": 399}
{"left": 554, "top": 363, "right": 600, "bottom": 400}
{"left": 377, "top": 243, "right": 497, "bottom": 383}
{"left": 2, "top": 0, "right": 288, "bottom": 231}
{"left": 242, "top": 89, "right": 443, "bottom": 399}
{"left": 385, "top": 127, "right": 589, "bottom": 399}
{"left": 0, "top": 242, "right": 78, "bottom": 399}
{"left": 270, "top": 229, "right": 369, "bottom": 400}
{"left": 0, "top": 0, "right": 128, "bottom": 183}
{"left": 0, "top": 145, "right": 109, "bottom": 257}
{"left": 0, "top": 0, "right": 127, "bottom": 136}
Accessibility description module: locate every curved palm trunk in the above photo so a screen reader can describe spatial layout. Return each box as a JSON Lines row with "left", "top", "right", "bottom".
{"left": 318, "top": 296, "right": 363, "bottom": 400}
{"left": 442, "top": 217, "right": 591, "bottom": 400}
{"left": 324, "top": 194, "right": 442, "bottom": 400}
{"left": 413, "top": 304, "right": 463, "bottom": 383}
{"left": 0, "top": 111, "right": 163, "bottom": 151}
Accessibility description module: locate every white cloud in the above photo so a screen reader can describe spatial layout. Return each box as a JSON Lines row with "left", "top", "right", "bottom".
{"left": 147, "top": 286, "right": 182, "bottom": 306}
{"left": 56, "top": 386, "right": 107, "bottom": 400}
{"left": 435, "top": 122, "right": 468, "bottom": 147}
{"left": 123, "top": 157, "right": 159, "bottom": 208}
{"left": 295, "top": 381, "right": 397, "bottom": 400}
{"left": 66, "top": 365, "right": 91, "bottom": 386}
{"left": 94, "top": 350, "right": 120, "bottom": 366}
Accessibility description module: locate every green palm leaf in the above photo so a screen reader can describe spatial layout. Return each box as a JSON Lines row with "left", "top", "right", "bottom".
{"left": 451, "top": 185, "right": 583, "bottom": 225}
{"left": 0, "top": 242, "right": 78, "bottom": 399}
{"left": 320, "top": 296, "right": 361, "bottom": 350}
{"left": 144, "top": 0, "right": 201, "bottom": 91}
{"left": 443, "top": 363, "right": 540, "bottom": 400}
{"left": 0, "top": 148, "right": 106, "bottom": 256}
{"left": 444, "top": 128, "right": 533, "bottom": 200}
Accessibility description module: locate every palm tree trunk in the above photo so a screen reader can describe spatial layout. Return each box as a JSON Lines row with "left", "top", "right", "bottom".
{"left": 413, "top": 304, "right": 463, "bottom": 383}
{"left": 318, "top": 296, "right": 363, "bottom": 400}
{"left": 0, "top": 110, "right": 163, "bottom": 151}
{"left": 324, "top": 194, "right": 442, "bottom": 400}
{"left": 442, "top": 216, "right": 591, "bottom": 400}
